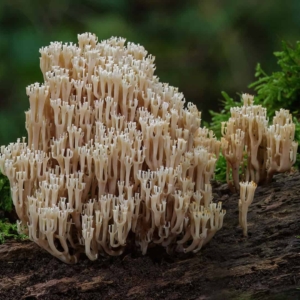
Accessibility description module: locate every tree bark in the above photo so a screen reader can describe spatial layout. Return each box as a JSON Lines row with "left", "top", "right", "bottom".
{"left": 0, "top": 172, "right": 300, "bottom": 300}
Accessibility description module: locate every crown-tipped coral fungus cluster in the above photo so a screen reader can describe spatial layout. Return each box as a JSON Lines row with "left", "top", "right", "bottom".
{"left": 221, "top": 94, "right": 298, "bottom": 192}
{"left": 0, "top": 33, "right": 298, "bottom": 263}
{"left": 0, "top": 33, "right": 225, "bottom": 263}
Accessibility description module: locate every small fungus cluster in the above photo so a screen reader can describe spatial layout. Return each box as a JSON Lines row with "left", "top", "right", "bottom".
{"left": 221, "top": 94, "right": 298, "bottom": 191}
{"left": 0, "top": 33, "right": 224, "bottom": 263}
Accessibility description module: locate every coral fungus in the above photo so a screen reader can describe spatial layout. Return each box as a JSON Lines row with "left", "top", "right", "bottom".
{"left": 0, "top": 33, "right": 224, "bottom": 263}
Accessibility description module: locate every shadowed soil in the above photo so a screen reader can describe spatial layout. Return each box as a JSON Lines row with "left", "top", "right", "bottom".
{"left": 0, "top": 172, "right": 300, "bottom": 300}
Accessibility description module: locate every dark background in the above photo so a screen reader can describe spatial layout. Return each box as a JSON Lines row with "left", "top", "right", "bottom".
{"left": 1, "top": 0, "right": 300, "bottom": 144}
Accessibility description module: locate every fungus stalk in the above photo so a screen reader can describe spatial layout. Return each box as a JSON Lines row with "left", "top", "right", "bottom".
{"left": 239, "top": 181, "right": 257, "bottom": 236}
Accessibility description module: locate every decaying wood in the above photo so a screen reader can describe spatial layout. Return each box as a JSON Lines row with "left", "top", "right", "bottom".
{"left": 0, "top": 172, "right": 300, "bottom": 300}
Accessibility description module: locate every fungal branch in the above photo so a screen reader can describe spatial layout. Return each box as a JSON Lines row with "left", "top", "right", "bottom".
{"left": 239, "top": 181, "right": 257, "bottom": 237}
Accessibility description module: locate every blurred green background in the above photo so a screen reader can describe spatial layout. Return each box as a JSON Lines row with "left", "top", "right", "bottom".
{"left": 1, "top": 0, "right": 300, "bottom": 145}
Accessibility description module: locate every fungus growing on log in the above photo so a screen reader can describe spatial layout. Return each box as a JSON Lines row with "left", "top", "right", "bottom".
{"left": 239, "top": 181, "right": 257, "bottom": 236}
{"left": 266, "top": 109, "right": 298, "bottom": 181}
{"left": 221, "top": 94, "right": 298, "bottom": 191}
{"left": 0, "top": 33, "right": 224, "bottom": 263}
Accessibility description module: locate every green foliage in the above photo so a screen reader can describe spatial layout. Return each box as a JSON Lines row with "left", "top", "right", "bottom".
{"left": 0, "top": 171, "right": 13, "bottom": 212}
{"left": 249, "top": 41, "right": 300, "bottom": 117}
{"left": 0, "top": 174, "right": 27, "bottom": 244}
{"left": 0, "top": 219, "right": 27, "bottom": 244}
{"left": 214, "top": 153, "right": 227, "bottom": 182}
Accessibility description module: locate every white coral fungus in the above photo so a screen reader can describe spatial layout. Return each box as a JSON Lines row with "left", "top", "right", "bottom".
{"left": 0, "top": 33, "right": 224, "bottom": 263}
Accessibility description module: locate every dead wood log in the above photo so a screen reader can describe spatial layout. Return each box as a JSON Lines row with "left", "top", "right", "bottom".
{"left": 0, "top": 172, "right": 299, "bottom": 300}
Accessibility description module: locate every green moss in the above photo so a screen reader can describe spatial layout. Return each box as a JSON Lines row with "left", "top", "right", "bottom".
{"left": 249, "top": 41, "right": 300, "bottom": 118}
{"left": 0, "top": 219, "right": 27, "bottom": 244}
{"left": 0, "top": 171, "right": 13, "bottom": 212}
{"left": 0, "top": 172, "right": 27, "bottom": 243}
{"left": 214, "top": 153, "right": 227, "bottom": 182}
